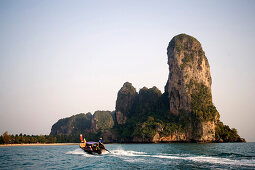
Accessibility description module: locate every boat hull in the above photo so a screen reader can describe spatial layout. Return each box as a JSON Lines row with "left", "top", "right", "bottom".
{"left": 80, "top": 147, "right": 105, "bottom": 154}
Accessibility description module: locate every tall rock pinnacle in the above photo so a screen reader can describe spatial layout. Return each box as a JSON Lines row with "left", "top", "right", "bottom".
{"left": 164, "top": 34, "right": 219, "bottom": 142}
{"left": 165, "top": 34, "right": 212, "bottom": 115}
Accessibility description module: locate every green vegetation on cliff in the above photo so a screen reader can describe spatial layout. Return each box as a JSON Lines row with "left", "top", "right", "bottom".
{"left": 169, "top": 33, "right": 199, "bottom": 54}
{"left": 132, "top": 116, "right": 184, "bottom": 139}
{"left": 114, "top": 113, "right": 184, "bottom": 142}
{"left": 49, "top": 111, "right": 115, "bottom": 142}
{"left": 135, "top": 86, "right": 162, "bottom": 116}
{"left": 112, "top": 84, "right": 187, "bottom": 141}
{"left": 215, "top": 121, "right": 245, "bottom": 142}
{"left": 93, "top": 111, "right": 114, "bottom": 130}
{"left": 186, "top": 80, "right": 219, "bottom": 121}
{"left": 50, "top": 113, "right": 92, "bottom": 136}
{"left": 180, "top": 52, "right": 194, "bottom": 70}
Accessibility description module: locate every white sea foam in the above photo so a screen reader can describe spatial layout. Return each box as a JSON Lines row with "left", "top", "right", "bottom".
{"left": 123, "top": 158, "right": 146, "bottom": 163}
{"left": 152, "top": 155, "right": 182, "bottom": 160}
{"left": 152, "top": 154, "right": 255, "bottom": 167}
{"left": 110, "top": 149, "right": 255, "bottom": 167}
{"left": 109, "top": 149, "right": 154, "bottom": 163}
{"left": 101, "top": 150, "right": 108, "bottom": 154}
{"left": 187, "top": 155, "right": 255, "bottom": 167}
{"left": 110, "top": 149, "right": 148, "bottom": 157}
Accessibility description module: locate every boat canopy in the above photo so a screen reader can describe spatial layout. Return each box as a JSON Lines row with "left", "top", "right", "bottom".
{"left": 86, "top": 142, "right": 98, "bottom": 145}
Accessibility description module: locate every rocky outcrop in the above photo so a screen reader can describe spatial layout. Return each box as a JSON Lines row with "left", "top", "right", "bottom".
{"left": 50, "top": 111, "right": 114, "bottom": 136}
{"left": 120, "top": 34, "right": 220, "bottom": 143}
{"left": 135, "top": 86, "right": 162, "bottom": 115}
{"left": 162, "top": 34, "right": 218, "bottom": 142}
{"left": 50, "top": 113, "right": 92, "bottom": 135}
{"left": 152, "top": 132, "right": 187, "bottom": 142}
{"left": 115, "top": 82, "right": 137, "bottom": 124}
{"left": 165, "top": 34, "right": 212, "bottom": 115}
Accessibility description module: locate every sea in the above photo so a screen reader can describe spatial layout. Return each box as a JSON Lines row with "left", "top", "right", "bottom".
{"left": 0, "top": 143, "right": 255, "bottom": 169}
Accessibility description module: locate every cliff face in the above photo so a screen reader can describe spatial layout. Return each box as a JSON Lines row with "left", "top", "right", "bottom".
{"left": 91, "top": 111, "right": 114, "bottom": 131}
{"left": 165, "top": 34, "right": 211, "bottom": 115}
{"left": 50, "top": 111, "right": 115, "bottom": 142}
{"left": 163, "top": 34, "right": 219, "bottom": 142}
{"left": 115, "top": 84, "right": 162, "bottom": 123}
{"left": 115, "top": 82, "right": 137, "bottom": 124}
{"left": 136, "top": 87, "right": 162, "bottom": 115}
{"left": 50, "top": 113, "right": 92, "bottom": 136}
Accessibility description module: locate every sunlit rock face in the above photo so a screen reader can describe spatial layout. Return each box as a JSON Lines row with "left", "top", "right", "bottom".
{"left": 165, "top": 34, "right": 212, "bottom": 115}
{"left": 164, "top": 34, "right": 218, "bottom": 142}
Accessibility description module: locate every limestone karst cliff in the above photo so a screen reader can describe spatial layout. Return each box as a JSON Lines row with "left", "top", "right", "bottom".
{"left": 50, "top": 111, "right": 115, "bottom": 143}
{"left": 164, "top": 34, "right": 219, "bottom": 142}
{"left": 50, "top": 33, "right": 244, "bottom": 143}
{"left": 165, "top": 34, "right": 212, "bottom": 115}
{"left": 115, "top": 82, "right": 137, "bottom": 125}
{"left": 112, "top": 34, "right": 220, "bottom": 142}
{"left": 50, "top": 113, "right": 92, "bottom": 136}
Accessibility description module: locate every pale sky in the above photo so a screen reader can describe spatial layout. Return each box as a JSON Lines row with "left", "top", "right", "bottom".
{"left": 0, "top": 0, "right": 254, "bottom": 142}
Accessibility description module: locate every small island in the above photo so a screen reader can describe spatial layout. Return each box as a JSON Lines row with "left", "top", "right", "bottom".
{"left": 0, "top": 34, "right": 245, "bottom": 145}
{"left": 49, "top": 34, "right": 245, "bottom": 144}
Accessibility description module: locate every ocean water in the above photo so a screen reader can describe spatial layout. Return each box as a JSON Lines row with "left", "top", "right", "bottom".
{"left": 0, "top": 143, "right": 255, "bottom": 169}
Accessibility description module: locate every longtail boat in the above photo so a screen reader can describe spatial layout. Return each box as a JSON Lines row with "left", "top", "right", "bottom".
{"left": 79, "top": 134, "right": 107, "bottom": 154}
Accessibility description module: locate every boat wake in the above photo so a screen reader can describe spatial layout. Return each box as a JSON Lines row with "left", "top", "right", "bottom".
{"left": 66, "top": 148, "right": 255, "bottom": 167}
{"left": 108, "top": 149, "right": 255, "bottom": 167}
{"left": 109, "top": 149, "right": 149, "bottom": 163}
{"left": 152, "top": 154, "right": 255, "bottom": 167}
{"left": 110, "top": 149, "right": 147, "bottom": 157}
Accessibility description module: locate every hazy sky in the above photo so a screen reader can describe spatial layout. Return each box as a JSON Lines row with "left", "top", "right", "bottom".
{"left": 0, "top": 0, "right": 254, "bottom": 141}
